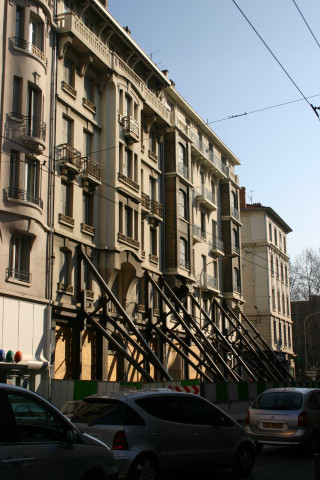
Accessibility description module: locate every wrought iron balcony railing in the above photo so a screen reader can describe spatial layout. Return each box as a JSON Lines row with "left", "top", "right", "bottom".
{"left": 12, "top": 37, "right": 47, "bottom": 64}
{"left": 6, "top": 268, "right": 32, "bottom": 283}
{"left": 6, "top": 187, "right": 43, "bottom": 209}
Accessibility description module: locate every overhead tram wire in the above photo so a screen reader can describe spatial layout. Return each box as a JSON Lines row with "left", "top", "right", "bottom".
{"left": 292, "top": 0, "right": 320, "bottom": 50}
{"left": 231, "top": 0, "right": 320, "bottom": 122}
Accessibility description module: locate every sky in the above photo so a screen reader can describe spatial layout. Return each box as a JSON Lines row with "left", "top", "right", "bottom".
{"left": 108, "top": 0, "right": 320, "bottom": 259}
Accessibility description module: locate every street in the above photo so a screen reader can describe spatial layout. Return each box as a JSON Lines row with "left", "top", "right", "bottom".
{"left": 167, "top": 445, "right": 318, "bottom": 480}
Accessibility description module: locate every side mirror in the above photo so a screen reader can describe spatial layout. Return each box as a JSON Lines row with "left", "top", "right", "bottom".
{"left": 63, "top": 429, "right": 78, "bottom": 448}
{"left": 213, "top": 415, "right": 225, "bottom": 427}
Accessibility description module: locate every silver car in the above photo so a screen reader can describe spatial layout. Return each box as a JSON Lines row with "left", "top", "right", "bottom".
{"left": 245, "top": 387, "right": 320, "bottom": 454}
{"left": 0, "top": 384, "right": 118, "bottom": 480}
{"left": 72, "top": 388, "right": 255, "bottom": 479}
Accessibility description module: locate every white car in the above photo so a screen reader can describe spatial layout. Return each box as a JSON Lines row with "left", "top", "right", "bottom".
{"left": 72, "top": 389, "right": 255, "bottom": 479}
{"left": 0, "top": 384, "right": 118, "bottom": 480}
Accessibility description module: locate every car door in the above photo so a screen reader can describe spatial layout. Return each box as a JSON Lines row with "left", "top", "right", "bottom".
{"left": 0, "top": 390, "right": 20, "bottom": 480}
{"left": 181, "top": 396, "right": 238, "bottom": 469}
{"left": 7, "top": 390, "right": 100, "bottom": 480}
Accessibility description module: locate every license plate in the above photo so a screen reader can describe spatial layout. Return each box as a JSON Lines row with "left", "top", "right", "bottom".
{"left": 263, "top": 422, "right": 283, "bottom": 429}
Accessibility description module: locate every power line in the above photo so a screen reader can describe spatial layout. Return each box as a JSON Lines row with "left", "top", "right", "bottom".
{"left": 231, "top": 0, "right": 320, "bottom": 122}
{"left": 292, "top": 0, "right": 320, "bottom": 50}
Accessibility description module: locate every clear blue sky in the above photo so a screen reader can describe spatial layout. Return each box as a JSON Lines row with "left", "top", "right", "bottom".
{"left": 109, "top": 0, "right": 320, "bottom": 259}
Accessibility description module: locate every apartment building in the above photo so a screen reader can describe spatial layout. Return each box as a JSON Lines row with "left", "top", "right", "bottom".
{"left": 240, "top": 188, "right": 295, "bottom": 376}
{"left": 0, "top": 0, "right": 293, "bottom": 392}
{"left": 0, "top": 0, "right": 56, "bottom": 394}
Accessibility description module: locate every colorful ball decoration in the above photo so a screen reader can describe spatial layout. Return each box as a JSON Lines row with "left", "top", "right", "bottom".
{"left": 0, "top": 350, "right": 5, "bottom": 361}
{"left": 6, "top": 350, "right": 14, "bottom": 362}
{"left": 14, "top": 351, "right": 23, "bottom": 363}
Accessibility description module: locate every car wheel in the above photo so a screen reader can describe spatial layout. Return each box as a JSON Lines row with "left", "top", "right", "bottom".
{"left": 232, "top": 443, "right": 255, "bottom": 478}
{"left": 305, "top": 430, "right": 320, "bottom": 456}
{"left": 127, "top": 454, "right": 159, "bottom": 480}
{"left": 255, "top": 441, "right": 264, "bottom": 453}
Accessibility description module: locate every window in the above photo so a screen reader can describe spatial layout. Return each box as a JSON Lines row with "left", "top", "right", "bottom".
{"left": 201, "top": 212, "right": 206, "bottom": 238}
{"left": 279, "top": 232, "right": 282, "bottom": 250}
{"left": 180, "top": 238, "right": 188, "bottom": 268}
{"left": 29, "top": 14, "right": 44, "bottom": 52}
{"left": 281, "top": 262, "right": 284, "bottom": 282}
{"left": 84, "top": 74, "right": 94, "bottom": 103}
{"left": 270, "top": 254, "right": 274, "bottom": 276}
{"left": 59, "top": 249, "right": 72, "bottom": 286}
{"left": 12, "top": 77, "right": 22, "bottom": 115}
{"left": 9, "top": 234, "right": 31, "bottom": 282}
{"left": 273, "top": 319, "right": 277, "bottom": 343}
{"left": 178, "top": 143, "right": 187, "bottom": 176}
{"left": 288, "top": 324, "right": 292, "bottom": 348}
{"left": 83, "top": 191, "right": 93, "bottom": 226}
{"left": 63, "top": 56, "right": 75, "bottom": 87}
{"left": 284, "top": 321, "right": 287, "bottom": 346}
{"left": 150, "top": 227, "right": 157, "bottom": 256}
{"left": 283, "top": 236, "right": 287, "bottom": 254}
{"left": 276, "top": 258, "right": 279, "bottom": 279}
{"left": 9, "top": 151, "right": 19, "bottom": 190}
{"left": 63, "top": 0, "right": 73, "bottom": 12}
{"left": 149, "top": 177, "right": 156, "bottom": 201}
{"left": 84, "top": 130, "right": 93, "bottom": 157}
{"left": 279, "top": 321, "right": 282, "bottom": 346}
{"left": 61, "top": 181, "right": 72, "bottom": 217}
{"left": 233, "top": 228, "right": 239, "bottom": 252}
{"left": 285, "top": 265, "right": 288, "bottom": 285}
{"left": 62, "top": 116, "right": 72, "bottom": 145}
{"left": 15, "top": 6, "right": 24, "bottom": 39}
{"left": 277, "top": 290, "right": 281, "bottom": 313}
{"left": 179, "top": 189, "right": 187, "bottom": 219}
{"left": 269, "top": 223, "right": 272, "bottom": 242}
{"left": 25, "top": 157, "right": 41, "bottom": 204}
{"left": 287, "top": 296, "right": 290, "bottom": 316}
{"left": 125, "top": 94, "right": 131, "bottom": 116}
{"left": 282, "top": 293, "right": 285, "bottom": 315}
{"left": 233, "top": 267, "right": 240, "bottom": 293}
{"left": 274, "top": 227, "right": 278, "bottom": 246}
{"left": 272, "top": 288, "right": 276, "bottom": 310}
{"left": 149, "top": 128, "right": 156, "bottom": 154}
{"left": 27, "top": 85, "right": 41, "bottom": 137}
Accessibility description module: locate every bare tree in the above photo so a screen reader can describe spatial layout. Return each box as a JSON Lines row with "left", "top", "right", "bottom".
{"left": 290, "top": 248, "right": 320, "bottom": 301}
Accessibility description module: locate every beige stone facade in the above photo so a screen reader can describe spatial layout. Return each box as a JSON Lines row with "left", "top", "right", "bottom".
{"left": 240, "top": 188, "right": 295, "bottom": 375}
{"left": 1, "top": 0, "right": 293, "bottom": 392}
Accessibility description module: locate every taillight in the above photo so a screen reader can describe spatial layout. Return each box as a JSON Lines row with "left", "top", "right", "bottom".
{"left": 112, "top": 431, "right": 129, "bottom": 450}
{"left": 298, "top": 411, "right": 308, "bottom": 427}
{"left": 245, "top": 410, "right": 250, "bottom": 425}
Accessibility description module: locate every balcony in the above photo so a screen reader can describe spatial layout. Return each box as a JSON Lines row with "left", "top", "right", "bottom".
{"left": 82, "top": 97, "right": 96, "bottom": 113}
{"left": 81, "top": 223, "right": 95, "bottom": 236}
{"left": 209, "top": 237, "right": 224, "bottom": 255}
{"left": 194, "top": 186, "right": 217, "bottom": 211}
{"left": 192, "top": 224, "right": 206, "bottom": 243}
{"left": 57, "top": 283, "right": 74, "bottom": 295}
{"left": 6, "top": 268, "right": 31, "bottom": 284}
{"left": 61, "top": 80, "right": 77, "bottom": 98}
{"left": 82, "top": 156, "right": 101, "bottom": 186}
{"left": 118, "top": 172, "right": 139, "bottom": 191}
{"left": 11, "top": 37, "right": 47, "bottom": 65}
{"left": 22, "top": 116, "right": 46, "bottom": 153}
{"left": 178, "top": 163, "right": 189, "bottom": 180}
{"left": 141, "top": 192, "right": 150, "bottom": 212}
{"left": 232, "top": 244, "right": 240, "bottom": 256}
{"left": 58, "top": 213, "right": 75, "bottom": 227}
{"left": 149, "top": 254, "right": 159, "bottom": 264}
{"left": 149, "top": 200, "right": 163, "bottom": 218}
{"left": 57, "top": 144, "right": 81, "bottom": 175}
{"left": 179, "top": 259, "right": 190, "bottom": 270}
{"left": 6, "top": 187, "right": 43, "bottom": 209}
{"left": 190, "top": 131, "right": 229, "bottom": 178}
{"left": 200, "top": 272, "right": 217, "bottom": 290}
{"left": 118, "top": 232, "right": 139, "bottom": 249}
{"left": 231, "top": 207, "right": 242, "bottom": 224}
{"left": 123, "top": 116, "right": 139, "bottom": 143}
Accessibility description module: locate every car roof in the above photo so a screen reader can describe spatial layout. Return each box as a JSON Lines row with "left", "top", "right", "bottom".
{"left": 262, "top": 387, "right": 320, "bottom": 395}
{"left": 84, "top": 388, "right": 190, "bottom": 401}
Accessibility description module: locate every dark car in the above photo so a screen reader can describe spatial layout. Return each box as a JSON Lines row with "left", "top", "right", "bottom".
{"left": 0, "top": 384, "right": 118, "bottom": 480}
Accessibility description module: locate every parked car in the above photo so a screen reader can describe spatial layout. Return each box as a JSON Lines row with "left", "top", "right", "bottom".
{"left": 0, "top": 384, "right": 118, "bottom": 480}
{"left": 61, "top": 400, "right": 82, "bottom": 419}
{"left": 72, "top": 388, "right": 255, "bottom": 479}
{"left": 245, "top": 387, "right": 320, "bottom": 454}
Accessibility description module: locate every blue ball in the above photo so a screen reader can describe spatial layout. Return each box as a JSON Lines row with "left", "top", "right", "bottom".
{"left": 0, "top": 350, "right": 5, "bottom": 361}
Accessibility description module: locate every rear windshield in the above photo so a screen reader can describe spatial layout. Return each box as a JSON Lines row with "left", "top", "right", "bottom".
{"left": 252, "top": 392, "right": 303, "bottom": 410}
{"left": 72, "top": 399, "right": 145, "bottom": 426}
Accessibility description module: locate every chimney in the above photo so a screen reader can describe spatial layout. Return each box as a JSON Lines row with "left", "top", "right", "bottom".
{"left": 240, "top": 187, "right": 246, "bottom": 209}
{"left": 124, "top": 26, "right": 131, "bottom": 35}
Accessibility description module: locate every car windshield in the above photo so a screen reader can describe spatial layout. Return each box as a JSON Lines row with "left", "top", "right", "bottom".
{"left": 252, "top": 392, "right": 303, "bottom": 410}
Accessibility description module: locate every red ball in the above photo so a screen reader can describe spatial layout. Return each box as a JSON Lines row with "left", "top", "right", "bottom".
{"left": 14, "top": 351, "right": 23, "bottom": 363}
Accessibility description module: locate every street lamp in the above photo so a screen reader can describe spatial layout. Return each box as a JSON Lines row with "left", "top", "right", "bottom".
{"left": 198, "top": 254, "right": 237, "bottom": 329}
{"left": 304, "top": 312, "right": 320, "bottom": 378}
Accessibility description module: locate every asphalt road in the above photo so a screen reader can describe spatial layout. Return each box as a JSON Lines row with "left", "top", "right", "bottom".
{"left": 166, "top": 445, "right": 318, "bottom": 480}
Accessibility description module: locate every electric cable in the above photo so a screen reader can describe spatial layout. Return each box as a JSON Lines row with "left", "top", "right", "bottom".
{"left": 292, "top": 0, "right": 320, "bottom": 50}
